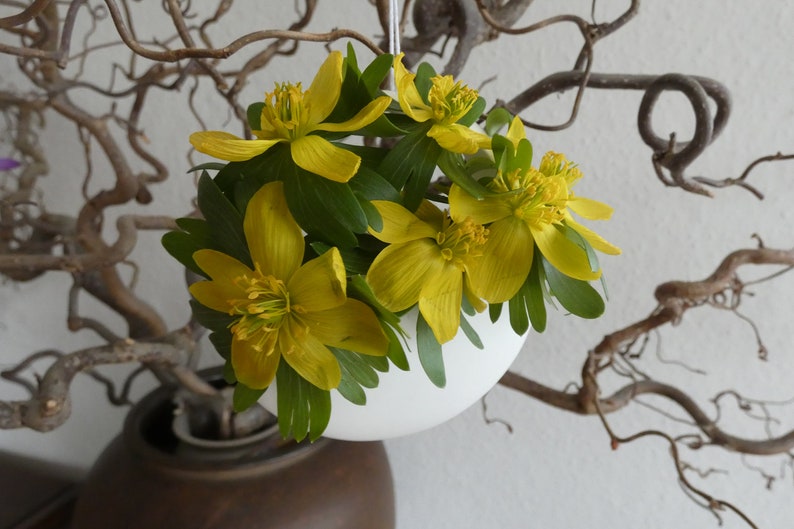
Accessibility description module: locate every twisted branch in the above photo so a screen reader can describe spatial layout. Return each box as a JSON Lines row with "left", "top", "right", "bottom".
{"left": 500, "top": 246, "right": 794, "bottom": 457}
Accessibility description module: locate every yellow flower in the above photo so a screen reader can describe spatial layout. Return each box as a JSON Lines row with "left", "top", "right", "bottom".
{"left": 393, "top": 54, "right": 491, "bottom": 154}
{"left": 366, "top": 200, "right": 504, "bottom": 344}
{"left": 190, "top": 51, "right": 391, "bottom": 183}
{"left": 189, "top": 181, "right": 388, "bottom": 390}
{"left": 449, "top": 117, "right": 620, "bottom": 299}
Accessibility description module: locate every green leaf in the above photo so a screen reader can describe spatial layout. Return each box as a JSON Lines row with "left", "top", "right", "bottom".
{"left": 525, "top": 251, "right": 547, "bottom": 332}
{"left": 361, "top": 53, "right": 393, "bottom": 94}
{"left": 189, "top": 299, "right": 235, "bottom": 332}
{"left": 491, "top": 134, "right": 514, "bottom": 172}
{"left": 188, "top": 162, "right": 227, "bottom": 173}
{"left": 561, "top": 224, "right": 600, "bottom": 273}
{"left": 414, "top": 62, "right": 436, "bottom": 102}
{"left": 196, "top": 172, "right": 251, "bottom": 267}
{"left": 356, "top": 193, "right": 383, "bottom": 232}
{"left": 513, "top": 138, "right": 533, "bottom": 170}
{"left": 377, "top": 125, "right": 440, "bottom": 204}
{"left": 163, "top": 218, "right": 211, "bottom": 275}
{"left": 208, "top": 330, "right": 232, "bottom": 360}
{"left": 161, "top": 231, "right": 207, "bottom": 276}
{"left": 508, "top": 291, "right": 530, "bottom": 335}
{"left": 230, "top": 148, "right": 290, "bottom": 210}
{"left": 348, "top": 165, "right": 401, "bottom": 202}
{"left": 459, "top": 313, "right": 483, "bottom": 349}
{"left": 222, "top": 360, "right": 237, "bottom": 384}
{"left": 362, "top": 352, "right": 389, "bottom": 372}
{"left": 331, "top": 348, "right": 380, "bottom": 388}
{"left": 382, "top": 322, "right": 410, "bottom": 371}
{"left": 233, "top": 383, "right": 266, "bottom": 412}
{"left": 247, "top": 102, "right": 265, "bottom": 130}
{"left": 348, "top": 275, "right": 404, "bottom": 329}
{"left": 336, "top": 372, "right": 367, "bottom": 405}
{"left": 307, "top": 384, "right": 331, "bottom": 442}
{"left": 460, "top": 294, "right": 476, "bottom": 317}
{"left": 328, "top": 48, "right": 393, "bottom": 136}
{"left": 331, "top": 343, "right": 394, "bottom": 406}
{"left": 489, "top": 302, "right": 503, "bottom": 323}
{"left": 542, "top": 257, "right": 605, "bottom": 319}
{"left": 175, "top": 217, "right": 210, "bottom": 235}
{"left": 342, "top": 145, "right": 390, "bottom": 170}
{"left": 345, "top": 42, "right": 359, "bottom": 71}
{"left": 437, "top": 150, "right": 496, "bottom": 200}
{"left": 402, "top": 139, "right": 444, "bottom": 211}
{"left": 275, "top": 361, "right": 331, "bottom": 442}
{"left": 416, "top": 312, "right": 446, "bottom": 388}
{"left": 485, "top": 107, "right": 513, "bottom": 136}
{"left": 282, "top": 165, "right": 365, "bottom": 248}
{"left": 214, "top": 146, "right": 283, "bottom": 196}
{"left": 309, "top": 241, "right": 374, "bottom": 276}
{"left": 458, "top": 96, "right": 486, "bottom": 127}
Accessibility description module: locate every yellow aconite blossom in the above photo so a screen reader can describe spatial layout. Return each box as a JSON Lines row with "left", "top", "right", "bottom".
{"left": 393, "top": 54, "right": 491, "bottom": 154}
{"left": 189, "top": 181, "right": 388, "bottom": 390}
{"left": 449, "top": 118, "right": 620, "bottom": 300}
{"left": 366, "top": 200, "right": 504, "bottom": 344}
{"left": 190, "top": 51, "right": 391, "bottom": 183}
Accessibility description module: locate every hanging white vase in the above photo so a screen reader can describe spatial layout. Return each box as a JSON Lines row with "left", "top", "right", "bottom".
{"left": 260, "top": 307, "right": 527, "bottom": 441}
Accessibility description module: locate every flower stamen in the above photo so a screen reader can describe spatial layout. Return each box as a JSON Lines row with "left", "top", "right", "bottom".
{"left": 436, "top": 215, "right": 488, "bottom": 267}
{"left": 428, "top": 75, "right": 479, "bottom": 125}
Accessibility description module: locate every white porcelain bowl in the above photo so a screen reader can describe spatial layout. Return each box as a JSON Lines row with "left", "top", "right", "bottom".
{"left": 260, "top": 307, "right": 527, "bottom": 441}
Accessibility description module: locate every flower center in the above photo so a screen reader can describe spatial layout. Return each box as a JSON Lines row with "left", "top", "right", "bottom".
{"left": 428, "top": 75, "right": 479, "bottom": 125}
{"left": 539, "top": 151, "right": 583, "bottom": 184}
{"left": 261, "top": 82, "right": 311, "bottom": 140}
{"left": 228, "top": 270, "right": 298, "bottom": 351}
{"left": 490, "top": 168, "right": 569, "bottom": 229}
{"left": 436, "top": 215, "right": 488, "bottom": 268}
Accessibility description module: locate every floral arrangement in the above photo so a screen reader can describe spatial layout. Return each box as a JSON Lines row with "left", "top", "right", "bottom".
{"left": 163, "top": 46, "right": 620, "bottom": 441}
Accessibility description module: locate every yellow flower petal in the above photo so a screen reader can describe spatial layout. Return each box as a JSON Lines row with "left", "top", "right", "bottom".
{"left": 280, "top": 319, "right": 341, "bottom": 390}
{"left": 369, "top": 200, "right": 439, "bottom": 243}
{"left": 568, "top": 196, "right": 614, "bottom": 220}
{"left": 394, "top": 54, "right": 433, "bottom": 122}
{"left": 305, "top": 51, "right": 344, "bottom": 125}
{"left": 449, "top": 184, "right": 512, "bottom": 225}
{"left": 189, "top": 281, "right": 236, "bottom": 314}
{"left": 467, "top": 217, "right": 534, "bottom": 303}
{"left": 463, "top": 276, "right": 487, "bottom": 313}
{"left": 565, "top": 217, "right": 621, "bottom": 255}
{"left": 314, "top": 96, "right": 391, "bottom": 133}
{"left": 532, "top": 223, "right": 600, "bottom": 281}
{"left": 418, "top": 261, "right": 463, "bottom": 344}
{"left": 189, "top": 131, "right": 282, "bottom": 162}
{"left": 192, "top": 248, "right": 253, "bottom": 284}
{"left": 413, "top": 199, "right": 445, "bottom": 226}
{"left": 366, "top": 239, "right": 442, "bottom": 311}
{"left": 427, "top": 123, "right": 491, "bottom": 154}
{"left": 231, "top": 332, "right": 281, "bottom": 389}
{"left": 189, "top": 249, "right": 253, "bottom": 312}
{"left": 304, "top": 298, "right": 389, "bottom": 357}
{"left": 290, "top": 135, "right": 361, "bottom": 182}
{"left": 244, "top": 181, "right": 304, "bottom": 280}
{"left": 288, "top": 248, "right": 346, "bottom": 312}
{"left": 505, "top": 116, "right": 526, "bottom": 150}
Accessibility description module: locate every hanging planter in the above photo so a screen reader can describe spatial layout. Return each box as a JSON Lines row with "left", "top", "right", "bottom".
{"left": 260, "top": 307, "right": 527, "bottom": 440}
{"left": 163, "top": 46, "right": 619, "bottom": 443}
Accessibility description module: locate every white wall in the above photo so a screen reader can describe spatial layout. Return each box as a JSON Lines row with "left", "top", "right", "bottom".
{"left": 2, "top": 1, "right": 793, "bottom": 527}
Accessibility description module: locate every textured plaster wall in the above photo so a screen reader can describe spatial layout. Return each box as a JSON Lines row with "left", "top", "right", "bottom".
{"left": 1, "top": 1, "right": 793, "bottom": 528}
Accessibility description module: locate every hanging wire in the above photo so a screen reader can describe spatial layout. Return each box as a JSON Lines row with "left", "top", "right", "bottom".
{"left": 388, "top": 0, "right": 401, "bottom": 55}
{"left": 386, "top": 0, "right": 401, "bottom": 90}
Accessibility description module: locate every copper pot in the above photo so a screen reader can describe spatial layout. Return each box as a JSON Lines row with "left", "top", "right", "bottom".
{"left": 71, "top": 372, "right": 395, "bottom": 528}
